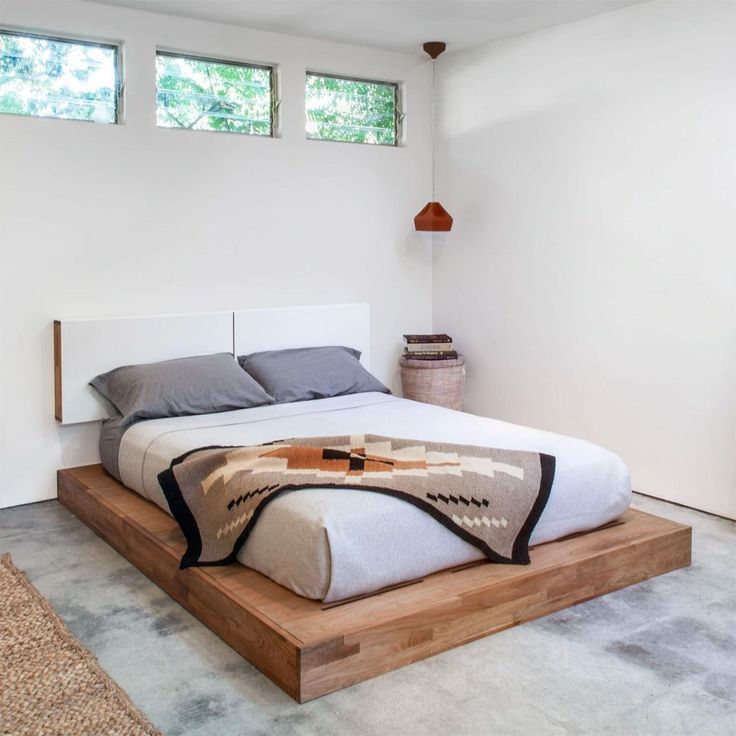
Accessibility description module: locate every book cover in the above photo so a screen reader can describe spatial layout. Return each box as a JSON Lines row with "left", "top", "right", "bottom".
{"left": 403, "top": 350, "right": 459, "bottom": 361}
{"left": 406, "top": 342, "right": 454, "bottom": 352}
{"left": 402, "top": 334, "right": 452, "bottom": 344}
{"left": 405, "top": 349, "right": 457, "bottom": 355}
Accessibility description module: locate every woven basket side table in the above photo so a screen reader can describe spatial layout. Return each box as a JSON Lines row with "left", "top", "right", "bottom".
{"left": 399, "top": 354, "right": 465, "bottom": 411}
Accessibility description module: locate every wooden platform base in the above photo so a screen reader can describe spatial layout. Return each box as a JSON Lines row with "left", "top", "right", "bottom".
{"left": 58, "top": 464, "right": 691, "bottom": 702}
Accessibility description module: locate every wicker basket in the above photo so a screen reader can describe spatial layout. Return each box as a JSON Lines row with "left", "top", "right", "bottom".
{"left": 399, "top": 354, "right": 465, "bottom": 411}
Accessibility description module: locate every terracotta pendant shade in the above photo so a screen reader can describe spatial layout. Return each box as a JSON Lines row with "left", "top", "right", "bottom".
{"left": 415, "top": 41, "right": 453, "bottom": 232}
{"left": 414, "top": 201, "right": 453, "bottom": 231}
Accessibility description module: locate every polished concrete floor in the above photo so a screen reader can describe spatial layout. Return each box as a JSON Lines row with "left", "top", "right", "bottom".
{"left": 1, "top": 493, "right": 734, "bottom": 736}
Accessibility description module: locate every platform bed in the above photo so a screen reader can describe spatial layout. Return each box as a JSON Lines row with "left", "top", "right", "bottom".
{"left": 58, "top": 464, "right": 691, "bottom": 702}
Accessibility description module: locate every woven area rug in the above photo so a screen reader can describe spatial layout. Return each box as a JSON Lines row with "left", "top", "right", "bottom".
{"left": 0, "top": 553, "right": 161, "bottom": 736}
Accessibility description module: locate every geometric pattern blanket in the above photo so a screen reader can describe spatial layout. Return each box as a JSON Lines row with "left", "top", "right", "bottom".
{"left": 158, "top": 434, "right": 556, "bottom": 570}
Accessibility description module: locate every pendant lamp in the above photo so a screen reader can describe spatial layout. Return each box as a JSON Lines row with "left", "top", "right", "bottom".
{"left": 414, "top": 41, "right": 453, "bottom": 232}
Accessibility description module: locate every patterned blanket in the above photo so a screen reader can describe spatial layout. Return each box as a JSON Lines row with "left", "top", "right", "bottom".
{"left": 158, "top": 434, "right": 555, "bottom": 569}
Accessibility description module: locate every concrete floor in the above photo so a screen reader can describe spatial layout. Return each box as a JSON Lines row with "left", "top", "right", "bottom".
{"left": 1, "top": 493, "right": 734, "bottom": 736}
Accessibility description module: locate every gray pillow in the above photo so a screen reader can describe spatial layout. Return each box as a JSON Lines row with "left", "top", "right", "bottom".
{"left": 238, "top": 346, "right": 390, "bottom": 404}
{"left": 91, "top": 353, "right": 273, "bottom": 427}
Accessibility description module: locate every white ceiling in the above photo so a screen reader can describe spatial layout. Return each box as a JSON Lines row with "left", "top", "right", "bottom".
{"left": 85, "top": 0, "right": 645, "bottom": 54}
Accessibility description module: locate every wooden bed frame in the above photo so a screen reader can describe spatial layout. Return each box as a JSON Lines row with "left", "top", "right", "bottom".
{"left": 53, "top": 307, "right": 693, "bottom": 700}
{"left": 58, "top": 464, "right": 691, "bottom": 703}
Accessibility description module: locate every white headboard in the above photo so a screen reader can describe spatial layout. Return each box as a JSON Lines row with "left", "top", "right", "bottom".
{"left": 54, "top": 303, "right": 370, "bottom": 425}
{"left": 54, "top": 312, "right": 233, "bottom": 425}
{"left": 234, "top": 304, "right": 369, "bottom": 368}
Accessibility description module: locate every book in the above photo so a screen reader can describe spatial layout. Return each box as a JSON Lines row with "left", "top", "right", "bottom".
{"left": 406, "top": 349, "right": 456, "bottom": 356}
{"left": 403, "top": 333, "right": 452, "bottom": 344}
{"left": 404, "top": 354, "right": 459, "bottom": 362}
{"left": 403, "top": 350, "right": 458, "bottom": 361}
{"left": 406, "top": 342, "right": 454, "bottom": 352}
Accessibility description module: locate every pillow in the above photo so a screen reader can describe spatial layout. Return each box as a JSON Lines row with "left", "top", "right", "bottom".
{"left": 238, "top": 346, "right": 390, "bottom": 404}
{"left": 90, "top": 353, "right": 273, "bottom": 427}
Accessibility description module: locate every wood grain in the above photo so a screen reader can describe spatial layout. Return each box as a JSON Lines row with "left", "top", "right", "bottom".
{"left": 57, "top": 466, "right": 300, "bottom": 699}
{"left": 58, "top": 464, "right": 691, "bottom": 702}
{"left": 53, "top": 321, "right": 62, "bottom": 422}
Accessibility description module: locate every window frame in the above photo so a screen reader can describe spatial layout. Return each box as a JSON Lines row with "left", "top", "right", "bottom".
{"left": 305, "top": 70, "right": 402, "bottom": 147}
{"left": 155, "top": 49, "right": 276, "bottom": 138}
{"left": 0, "top": 27, "right": 122, "bottom": 124}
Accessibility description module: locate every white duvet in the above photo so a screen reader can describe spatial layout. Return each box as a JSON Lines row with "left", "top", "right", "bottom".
{"left": 118, "top": 393, "right": 631, "bottom": 601}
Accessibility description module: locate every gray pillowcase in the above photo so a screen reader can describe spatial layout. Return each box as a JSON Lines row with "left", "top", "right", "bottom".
{"left": 238, "top": 346, "right": 390, "bottom": 404}
{"left": 91, "top": 353, "right": 273, "bottom": 427}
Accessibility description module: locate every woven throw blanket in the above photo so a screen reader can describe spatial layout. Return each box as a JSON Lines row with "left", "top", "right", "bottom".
{"left": 159, "top": 434, "right": 555, "bottom": 569}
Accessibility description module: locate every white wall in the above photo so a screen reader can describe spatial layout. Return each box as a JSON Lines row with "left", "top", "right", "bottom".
{"left": 3, "top": 0, "right": 734, "bottom": 520}
{"left": 434, "top": 0, "right": 736, "bottom": 519}
{"left": 0, "top": 1, "right": 434, "bottom": 508}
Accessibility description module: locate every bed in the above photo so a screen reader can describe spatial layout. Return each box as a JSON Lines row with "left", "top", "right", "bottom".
{"left": 54, "top": 305, "right": 691, "bottom": 701}
{"left": 102, "top": 392, "right": 631, "bottom": 602}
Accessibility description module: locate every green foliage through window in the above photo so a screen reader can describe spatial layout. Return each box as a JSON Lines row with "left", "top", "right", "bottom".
{"left": 305, "top": 73, "right": 398, "bottom": 146}
{"left": 156, "top": 52, "right": 273, "bottom": 136}
{"left": 0, "top": 31, "right": 118, "bottom": 123}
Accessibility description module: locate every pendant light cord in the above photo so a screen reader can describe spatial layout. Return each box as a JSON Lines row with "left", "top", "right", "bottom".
{"left": 431, "top": 58, "right": 436, "bottom": 202}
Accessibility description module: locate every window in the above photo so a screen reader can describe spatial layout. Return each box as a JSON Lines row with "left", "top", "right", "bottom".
{"left": 0, "top": 30, "right": 119, "bottom": 123}
{"left": 156, "top": 52, "right": 274, "bottom": 136}
{"left": 305, "top": 72, "right": 399, "bottom": 146}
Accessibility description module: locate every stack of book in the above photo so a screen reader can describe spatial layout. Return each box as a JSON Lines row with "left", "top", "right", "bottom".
{"left": 403, "top": 334, "right": 458, "bottom": 361}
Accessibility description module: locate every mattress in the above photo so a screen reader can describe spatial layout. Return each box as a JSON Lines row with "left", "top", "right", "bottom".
{"left": 107, "top": 393, "right": 631, "bottom": 602}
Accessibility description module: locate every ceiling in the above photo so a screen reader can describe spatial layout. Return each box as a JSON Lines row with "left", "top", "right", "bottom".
{"left": 85, "top": 0, "right": 645, "bottom": 54}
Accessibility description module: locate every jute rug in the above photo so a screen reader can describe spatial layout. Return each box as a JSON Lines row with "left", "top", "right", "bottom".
{"left": 0, "top": 553, "right": 162, "bottom": 736}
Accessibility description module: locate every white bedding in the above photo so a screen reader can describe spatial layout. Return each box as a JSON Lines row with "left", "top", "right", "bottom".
{"left": 117, "top": 393, "right": 631, "bottom": 601}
